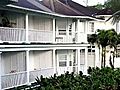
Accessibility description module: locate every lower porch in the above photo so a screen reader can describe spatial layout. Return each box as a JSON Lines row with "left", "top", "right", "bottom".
{"left": 0, "top": 47, "right": 96, "bottom": 89}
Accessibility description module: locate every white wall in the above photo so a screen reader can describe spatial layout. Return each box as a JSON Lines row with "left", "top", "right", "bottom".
{"left": 94, "top": 16, "right": 116, "bottom": 31}
{"left": 29, "top": 50, "right": 53, "bottom": 71}
{"left": 1, "top": 51, "right": 26, "bottom": 75}
{"left": 28, "top": 15, "right": 52, "bottom": 31}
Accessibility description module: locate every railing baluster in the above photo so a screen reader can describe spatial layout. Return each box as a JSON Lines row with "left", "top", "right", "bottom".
{"left": 0, "top": 27, "right": 26, "bottom": 42}
{"left": 1, "top": 71, "right": 27, "bottom": 89}
{"left": 29, "top": 30, "right": 53, "bottom": 43}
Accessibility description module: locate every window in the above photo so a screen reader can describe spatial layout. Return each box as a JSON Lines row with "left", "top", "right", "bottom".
{"left": 116, "top": 46, "right": 120, "bottom": 57}
{"left": 89, "top": 22, "right": 94, "bottom": 32}
{"left": 59, "top": 55, "right": 67, "bottom": 60}
{"left": 58, "top": 54, "right": 67, "bottom": 67}
{"left": 58, "top": 30, "right": 66, "bottom": 35}
{"left": 59, "top": 62, "right": 67, "bottom": 67}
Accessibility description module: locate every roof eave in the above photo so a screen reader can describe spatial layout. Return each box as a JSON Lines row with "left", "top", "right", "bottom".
{"left": 7, "top": 4, "right": 104, "bottom": 21}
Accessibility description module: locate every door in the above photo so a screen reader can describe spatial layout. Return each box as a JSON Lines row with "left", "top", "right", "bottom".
{"left": 57, "top": 50, "right": 74, "bottom": 75}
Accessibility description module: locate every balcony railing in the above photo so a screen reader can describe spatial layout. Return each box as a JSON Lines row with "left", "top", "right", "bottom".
{"left": 29, "top": 68, "right": 54, "bottom": 82}
{"left": 1, "top": 68, "right": 54, "bottom": 89}
{"left": 0, "top": 27, "right": 53, "bottom": 43}
{"left": 0, "top": 27, "right": 26, "bottom": 42}
{"left": 1, "top": 71, "right": 27, "bottom": 89}
{"left": 29, "top": 30, "right": 53, "bottom": 43}
{"left": 55, "top": 32, "right": 87, "bottom": 43}
{"left": 0, "top": 27, "right": 87, "bottom": 43}
{"left": 55, "top": 36, "right": 73, "bottom": 43}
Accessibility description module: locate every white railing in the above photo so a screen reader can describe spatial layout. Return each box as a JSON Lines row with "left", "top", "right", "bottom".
{"left": 29, "top": 30, "right": 53, "bottom": 43}
{"left": 29, "top": 68, "right": 54, "bottom": 82}
{"left": 1, "top": 71, "right": 27, "bottom": 89}
{"left": 55, "top": 36, "right": 74, "bottom": 43}
{"left": 55, "top": 32, "right": 87, "bottom": 43}
{"left": 0, "top": 27, "right": 26, "bottom": 42}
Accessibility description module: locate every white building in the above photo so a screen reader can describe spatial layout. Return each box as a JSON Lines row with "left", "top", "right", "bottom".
{"left": 1, "top": 0, "right": 119, "bottom": 89}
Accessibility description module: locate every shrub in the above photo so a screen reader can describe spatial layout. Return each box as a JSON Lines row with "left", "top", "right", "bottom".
{"left": 14, "top": 67, "right": 120, "bottom": 90}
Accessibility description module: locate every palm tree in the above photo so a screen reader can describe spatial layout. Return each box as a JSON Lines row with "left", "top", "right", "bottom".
{"left": 107, "top": 29, "right": 118, "bottom": 68}
{"left": 88, "top": 29, "right": 120, "bottom": 68}
{"left": 88, "top": 29, "right": 109, "bottom": 67}
{"left": 105, "top": 0, "right": 120, "bottom": 24}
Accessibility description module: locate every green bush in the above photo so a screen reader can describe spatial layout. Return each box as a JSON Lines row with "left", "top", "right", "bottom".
{"left": 35, "top": 67, "right": 120, "bottom": 90}
{"left": 14, "top": 67, "right": 120, "bottom": 90}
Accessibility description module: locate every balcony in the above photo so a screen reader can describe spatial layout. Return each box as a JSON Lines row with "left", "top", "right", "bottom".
{"left": 0, "top": 27, "right": 53, "bottom": 43}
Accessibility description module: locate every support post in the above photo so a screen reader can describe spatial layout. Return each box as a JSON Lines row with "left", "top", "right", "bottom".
{"left": 53, "top": 49, "right": 56, "bottom": 74}
{"left": 77, "top": 19, "right": 80, "bottom": 43}
{"left": 53, "top": 18, "right": 56, "bottom": 43}
{"left": 26, "top": 14, "right": 29, "bottom": 42}
{"left": 0, "top": 52, "right": 2, "bottom": 90}
{"left": 26, "top": 50, "right": 30, "bottom": 84}
{"left": 84, "top": 48, "right": 88, "bottom": 74}
{"left": 77, "top": 49, "right": 80, "bottom": 73}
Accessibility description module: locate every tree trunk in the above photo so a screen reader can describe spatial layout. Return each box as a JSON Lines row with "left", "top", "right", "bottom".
{"left": 103, "top": 47, "right": 106, "bottom": 67}
{"left": 101, "top": 47, "right": 104, "bottom": 68}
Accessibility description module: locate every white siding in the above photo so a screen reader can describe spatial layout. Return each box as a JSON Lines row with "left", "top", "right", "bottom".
{"left": 29, "top": 50, "right": 53, "bottom": 70}
{"left": 28, "top": 16, "right": 52, "bottom": 31}
{"left": 1, "top": 51, "right": 26, "bottom": 75}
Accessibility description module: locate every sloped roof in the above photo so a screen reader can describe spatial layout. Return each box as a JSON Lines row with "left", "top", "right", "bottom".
{"left": 59, "top": 0, "right": 94, "bottom": 16}
{"left": 12, "top": 0, "right": 53, "bottom": 13}
{"left": 96, "top": 8, "right": 113, "bottom": 15}
{"left": 40, "top": 0, "right": 85, "bottom": 16}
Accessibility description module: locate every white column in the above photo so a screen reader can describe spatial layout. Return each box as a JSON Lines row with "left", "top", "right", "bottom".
{"left": 26, "top": 14, "right": 29, "bottom": 42}
{"left": 0, "top": 52, "right": 2, "bottom": 90}
{"left": 26, "top": 50, "right": 30, "bottom": 84}
{"left": 66, "top": 19, "right": 69, "bottom": 42}
{"left": 95, "top": 46, "right": 101, "bottom": 68}
{"left": 77, "top": 49, "right": 80, "bottom": 73}
{"left": 77, "top": 19, "right": 80, "bottom": 43}
{"left": 84, "top": 48, "right": 88, "bottom": 74}
{"left": 53, "top": 49, "right": 56, "bottom": 74}
{"left": 53, "top": 18, "right": 56, "bottom": 43}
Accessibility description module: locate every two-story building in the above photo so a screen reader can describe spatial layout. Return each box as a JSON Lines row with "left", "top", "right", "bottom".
{"left": 0, "top": 0, "right": 104, "bottom": 89}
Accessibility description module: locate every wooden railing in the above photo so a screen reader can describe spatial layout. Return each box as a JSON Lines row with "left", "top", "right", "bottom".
{"left": 29, "top": 30, "right": 53, "bottom": 43}
{"left": 0, "top": 27, "right": 26, "bottom": 42}
{"left": 1, "top": 71, "right": 27, "bottom": 89}
{"left": 29, "top": 68, "right": 54, "bottom": 82}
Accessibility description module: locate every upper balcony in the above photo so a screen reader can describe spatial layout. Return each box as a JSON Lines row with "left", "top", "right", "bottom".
{"left": 0, "top": 11, "right": 88, "bottom": 44}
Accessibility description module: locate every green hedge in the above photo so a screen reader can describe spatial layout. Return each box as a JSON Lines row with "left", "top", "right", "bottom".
{"left": 13, "top": 67, "right": 120, "bottom": 90}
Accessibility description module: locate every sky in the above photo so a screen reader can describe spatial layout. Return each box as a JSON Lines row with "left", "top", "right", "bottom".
{"left": 72, "top": 0, "right": 106, "bottom": 6}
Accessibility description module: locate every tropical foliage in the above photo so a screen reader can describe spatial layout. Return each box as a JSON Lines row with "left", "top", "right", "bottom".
{"left": 105, "top": 0, "right": 120, "bottom": 24}
{"left": 88, "top": 29, "right": 120, "bottom": 68}
{"left": 13, "top": 67, "right": 120, "bottom": 90}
